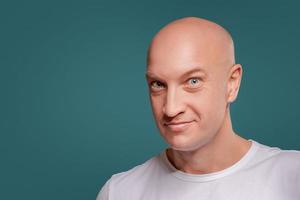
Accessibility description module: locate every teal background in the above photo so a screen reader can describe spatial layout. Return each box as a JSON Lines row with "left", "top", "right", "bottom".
{"left": 1, "top": 0, "right": 300, "bottom": 199}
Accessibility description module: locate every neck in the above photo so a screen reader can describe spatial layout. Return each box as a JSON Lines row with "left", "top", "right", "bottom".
{"left": 166, "top": 111, "right": 251, "bottom": 174}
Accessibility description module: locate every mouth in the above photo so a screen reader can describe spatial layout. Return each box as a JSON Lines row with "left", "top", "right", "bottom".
{"left": 164, "top": 121, "right": 194, "bottom": 132}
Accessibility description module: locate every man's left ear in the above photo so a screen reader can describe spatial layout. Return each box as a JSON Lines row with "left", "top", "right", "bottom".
{"left": 227, "top": 64, "right": 243, "bottom": 103}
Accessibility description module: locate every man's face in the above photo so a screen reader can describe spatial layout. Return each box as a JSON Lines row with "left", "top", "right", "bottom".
{"left": 146, "top": 36, "right": 231, "bottom": 151}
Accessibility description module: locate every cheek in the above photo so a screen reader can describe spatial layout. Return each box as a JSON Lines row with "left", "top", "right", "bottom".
{"left": 150, "top": 95, "right": 164, "bottom": 119}
{"left": 204, "top": 91, "right": 227, "bottom": 128}
{"left": 189, "top": 88, "right": 226, "bottom": 124}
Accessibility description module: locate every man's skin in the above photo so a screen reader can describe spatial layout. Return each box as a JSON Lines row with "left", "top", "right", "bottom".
{"left": 146, "top": 17, "right": 252, "bottom": 174}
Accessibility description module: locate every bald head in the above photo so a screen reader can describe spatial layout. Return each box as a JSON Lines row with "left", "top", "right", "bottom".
{"left": 147, "top": 17, "right": 235, "bottom": 72}
{"left": 146, "top": 17, "right": 243, "bottom": 152}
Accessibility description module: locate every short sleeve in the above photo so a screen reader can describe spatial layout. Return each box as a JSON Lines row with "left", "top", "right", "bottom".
{"left": 96, "top": 178, "right": 111, "bottom": 200}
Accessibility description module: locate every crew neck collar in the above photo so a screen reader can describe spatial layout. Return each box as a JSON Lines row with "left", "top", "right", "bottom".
{"left": 160, "top": 139, "right": 258, "bottom": 182}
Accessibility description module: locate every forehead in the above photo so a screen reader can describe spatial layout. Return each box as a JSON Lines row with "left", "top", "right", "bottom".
{"left": 148, "top": 35, "right": 213, "bottom": 66}
{"left": 146, "top": 39, "right": 224, "bottom": 81}
{"left": 146, "top": 42, "right": 220, "bottom": 81}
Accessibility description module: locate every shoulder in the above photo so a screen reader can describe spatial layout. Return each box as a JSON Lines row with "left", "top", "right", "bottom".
{"left": 110, "top": 154, "right": 160, "bottom": 184}
{"left": 275, "top": 149, "right": 300, "bottom": 170}
{"left": 265, "top": 148, "right": 300, "bottom": 192}
{"left": 252, "top": 140, "right": 300, "bottom": 173}
{"left": 96, "top": 153, "right": 164, "bottom": 199}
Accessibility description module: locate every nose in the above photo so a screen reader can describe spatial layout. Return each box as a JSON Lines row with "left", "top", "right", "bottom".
{"left": 162, "top": 87, "right": 185, "bottom": 118}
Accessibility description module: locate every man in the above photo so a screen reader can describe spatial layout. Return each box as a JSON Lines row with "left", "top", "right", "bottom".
{"left": 96, "top": 17, "right": 300, "bottom": 200}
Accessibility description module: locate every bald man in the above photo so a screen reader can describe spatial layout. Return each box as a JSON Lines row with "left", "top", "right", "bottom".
{"left": 96, "top": 17, "right": 300, "bottom": 200}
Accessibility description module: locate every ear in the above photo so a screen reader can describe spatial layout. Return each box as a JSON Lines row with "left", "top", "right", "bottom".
{"left": 227, "top": 64, "right": 243, "bottom": 103}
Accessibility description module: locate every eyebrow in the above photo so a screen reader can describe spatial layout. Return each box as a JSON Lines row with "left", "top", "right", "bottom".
{"left": 145, "top": 67, "right": 207, "bottom": 80}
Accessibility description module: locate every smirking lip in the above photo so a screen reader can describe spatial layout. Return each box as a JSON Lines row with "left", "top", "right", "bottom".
{"left": 165, "top": 121, "right": 194, "bottom": 132}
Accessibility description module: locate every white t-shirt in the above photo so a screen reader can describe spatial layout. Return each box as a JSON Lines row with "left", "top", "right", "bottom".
{"left": 96, "top": 140, "right": 300, "bottom": 200}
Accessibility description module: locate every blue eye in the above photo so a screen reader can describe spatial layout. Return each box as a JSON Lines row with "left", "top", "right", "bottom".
{"left": 188, "top": 78, "right": 201, "bottom": 86}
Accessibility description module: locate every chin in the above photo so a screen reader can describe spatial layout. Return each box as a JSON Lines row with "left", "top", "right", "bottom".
{"left": 165, "top": 133, "right": 212, "bottom": 152}
{"left": 170, "top": 143, "right": 205, "bottom": 152}
{"left": 170, "top": 145, "right": 196, "bottom": 152}
{"left": 164, "top": 134, "right": 203, "bottom": 152}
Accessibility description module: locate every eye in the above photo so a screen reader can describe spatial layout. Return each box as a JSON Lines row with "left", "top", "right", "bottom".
{"left": 150, "top": 81, "right": 165, "bottom": 90}
{"left": 187, "top": 78, "right": 202, "bottom": 87}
